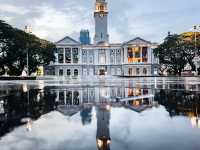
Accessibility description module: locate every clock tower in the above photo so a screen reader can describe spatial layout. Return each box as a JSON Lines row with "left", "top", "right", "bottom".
{"left": 94, "top": 0, "right": 109, "bottom": 44}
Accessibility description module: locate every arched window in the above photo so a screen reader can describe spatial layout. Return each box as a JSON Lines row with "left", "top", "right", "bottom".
{"left": 74, "top": 69, "right": 78, "bottom": 76}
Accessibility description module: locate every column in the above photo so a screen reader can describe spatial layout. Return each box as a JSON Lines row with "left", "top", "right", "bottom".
{"left": 64, "top": 91, "right": 66, "bottom": 105}
{"left": 63, "top": 47, "right": 65, "bottom": 64}
{"left": 124, "top": 46, "right": 128, "bottom": 64}
{"left": 79, "top": 48, "right": 82, "bottom": 64}
{"left": 71, "top": 47, "right": 73, "bottom": 64}
{"left": 140, "top": 46, "right": 143, "bottom": 63}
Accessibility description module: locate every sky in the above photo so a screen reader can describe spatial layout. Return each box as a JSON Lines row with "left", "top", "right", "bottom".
{"left": 0, "top": 0, "right": 200, "bottom": 43}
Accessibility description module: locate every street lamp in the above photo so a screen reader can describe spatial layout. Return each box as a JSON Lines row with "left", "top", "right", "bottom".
{"left": 27, "top": 48, "right": 29, "bottom": 76}
{"left": 193, "top": 25, "right": 200, "bottom": 50}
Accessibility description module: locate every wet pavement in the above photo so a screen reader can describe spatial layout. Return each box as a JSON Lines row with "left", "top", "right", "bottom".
{"left": 0, "top": 77, "right": 200, "bottom": 150}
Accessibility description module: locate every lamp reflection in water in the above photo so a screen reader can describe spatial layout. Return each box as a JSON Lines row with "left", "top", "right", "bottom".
{"left": 190, "top": 107, "right": 200, "bottom": 128}
{"left": 0, "top": 100, "right": 4, "bottom": 114}
{"left": 21, "top": 83, "right": 33, "bottom": 132}
{"left": 96, "top": 104, "right": 111, "bottom": 150}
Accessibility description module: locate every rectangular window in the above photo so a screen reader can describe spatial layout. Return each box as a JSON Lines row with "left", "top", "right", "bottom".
{"left": 136, "top": 68, "right": 140, "bottom": 75}
{"left": 142, "top": 47, "right": 148, "bottom": 62}
{"left": 82, "top": 50, "right": 87, "bottom": 64}
{"left": 72, "top": 48, "right": 79, "bottom": 64}
{"left": 59, "top": 91, "right": 64, "bottom": 105}
{"left": 99, "top": 49, "right": 106, "bottom": 64}
{"left": 110, "top": 55, "right": 115, "bottom": 64}
{"left": 143, "top": 68, "right": 147, "bottom": 75}
{"left": 89, "top": 56, "right": 93, "bottom": 64}
{"left": 134, "top": 47, "right": 140, "bottom": 58}
{"left": 59, "top": 69, "right": 63, "bottom": 76}
{"left": 67, "top": 69, "right": 71, "bottom": 76}
{"left": 128, "top": 68, "right": 132, "bottom": 75}
{"left": 66, "top": 91, "right": 72, "bottom": 105}
{"left": 65, "top": 48, "right": 71, "bottom": 63}
{"left": 58, "top": 48, "right": 64, "bottom": 63}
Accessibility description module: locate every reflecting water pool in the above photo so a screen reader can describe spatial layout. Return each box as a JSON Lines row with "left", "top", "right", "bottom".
{"left": 0, "top": 77, "right": 200, "bottom": 150}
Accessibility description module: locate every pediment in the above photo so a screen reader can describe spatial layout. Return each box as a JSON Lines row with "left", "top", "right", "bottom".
{"left": 124, "top": 37, "right": 151, "bottom": 46}
{"left": 56, "top": 36, "right": 80, "bottom": 45}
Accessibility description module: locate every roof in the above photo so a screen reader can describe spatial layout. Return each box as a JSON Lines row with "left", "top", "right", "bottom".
{"left": 56, "top": 36, "right": 81, "bottom": 45}
{"left": 123, "top": 37, "right": 152, "bottom": 46}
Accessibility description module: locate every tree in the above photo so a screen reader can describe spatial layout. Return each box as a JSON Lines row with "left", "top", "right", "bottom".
{"left": 154, "top": 34, "right": 199, "bottom": 76}
{"left": 0, "top": 20, "right": 56, "bottom": 76}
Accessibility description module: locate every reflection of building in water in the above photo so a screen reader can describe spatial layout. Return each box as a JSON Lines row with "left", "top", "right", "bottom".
{"left": 80, "top": 106, "right": 92, "bottom": 125}
{"left": 54, "top": 87, "right": 125, "bottom": 106}
{"left": 123, "top": 84, "right": 155, "bottom": 112}
{"left": 156, "top": 78, "right": 200, "bottom": 92}
{"left": 96, "top": 106, "right": 111, "bottom": 150}
{"left": 54, "top": 86, "right": 155, "bottom": 116}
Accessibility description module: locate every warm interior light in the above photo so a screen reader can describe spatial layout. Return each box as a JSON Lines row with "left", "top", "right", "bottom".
{"left": 97, "top": 139, "right": 103, "bottom": 148}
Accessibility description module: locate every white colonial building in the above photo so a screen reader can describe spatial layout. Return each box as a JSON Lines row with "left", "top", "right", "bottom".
{"left": 45, "top": 0, "right": 159, "bottom": 77}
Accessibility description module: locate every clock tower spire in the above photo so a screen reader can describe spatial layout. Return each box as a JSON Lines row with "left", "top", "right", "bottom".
{"left": 94, "top": 0, "right": 109, "bottom": 44}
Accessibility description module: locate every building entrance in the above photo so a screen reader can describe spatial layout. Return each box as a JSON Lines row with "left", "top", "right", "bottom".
{"left": 99, "top": 69, "right": 106, "bottom": 75}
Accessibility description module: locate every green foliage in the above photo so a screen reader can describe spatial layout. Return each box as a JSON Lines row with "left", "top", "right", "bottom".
{"left": 0, "top": 20, "right": 56, "bottom": 76}
{"left": 154, "top": 34, "right": 199, "bottom": 76}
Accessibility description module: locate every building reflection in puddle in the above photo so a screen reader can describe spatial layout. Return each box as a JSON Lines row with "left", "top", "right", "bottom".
{"left": 96, "top": 105, "right": 111, "bottom": 150}
{"left": 0, "top": 80, "right": 200, "bottom": 149}
{"left": 54, "top": 85, "right": 155, "bottom": 150}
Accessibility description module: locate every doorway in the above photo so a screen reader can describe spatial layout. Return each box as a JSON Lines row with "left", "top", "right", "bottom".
{"left": 99, "top": 69, "right": 106, "bottom": 75}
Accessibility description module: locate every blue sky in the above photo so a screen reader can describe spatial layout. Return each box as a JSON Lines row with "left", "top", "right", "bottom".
{"left": 0, "top": 0, "right": 200, "bottom": 43}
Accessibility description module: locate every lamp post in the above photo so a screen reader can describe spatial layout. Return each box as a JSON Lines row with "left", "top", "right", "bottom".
{"left": 27, "top": 49, "right": 29, "bottom": 76}
{"left": 193, "top": 25, "right": 200, "bottom": 50}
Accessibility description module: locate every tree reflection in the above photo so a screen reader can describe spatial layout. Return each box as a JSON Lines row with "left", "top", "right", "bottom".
{"left": 155, "top": 89, "right": 200, "bottom": 128}
{"left": 0, "top": 86, "right": 57, "bottom": 137}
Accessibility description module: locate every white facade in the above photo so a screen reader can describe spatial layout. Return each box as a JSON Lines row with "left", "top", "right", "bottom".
{"left": 45, "top": 0, "right": 159, "bottom": 77}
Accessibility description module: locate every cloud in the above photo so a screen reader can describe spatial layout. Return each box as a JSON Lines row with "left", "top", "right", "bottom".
{"left": 0, "top": 0, "right": 200, "bottom": 43}
{"left": 0, "top": 4, "right": 29, "bottom": 15}
{"left": 29, "top": 3, "right": 93, "bottom": 42}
